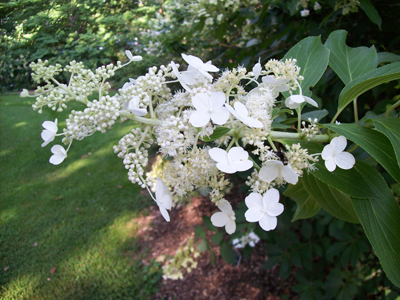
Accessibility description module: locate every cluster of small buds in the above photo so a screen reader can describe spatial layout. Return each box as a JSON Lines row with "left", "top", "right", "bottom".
{"left": 124, "top": 148, "right": 152, "bottom": 188}
{"left": 301, "top": 118, "right": 320, "bottom": 140}
{"left": 161, "top": 238, "right": 200, "bottom": 280}
{"left": 232, "top": 231, "right": 260, "bottom": 248}
{"left": 246, "top": 170, "right": 271, "bottom": 194}
{"left": 286, "top": 143, "right": 318, "bottom": 176}
{"left": 156, "top": 115, "right": 194, "bottom": 157}
{"left": 113, "top": 128, "right": 153, "bottom": 158}
{"left": 29, "top": 59, "right": 62, "bottom": 83}
{"left": 126, "top": 66, "right": 171, "bottom": 107}
{"left": 163, "top": 147, "right": 219, "bottom": 198}
{"left": 62, "top": 95, "right": 120, "bottom": 143}
{"left": 32, "top": 84, "right": 69, "bottom": 113}
{"left": 263, "top": 58, "right": 303, "bottom": 90}
{"left": 213, "top": 67, "right": 249, "bottom": 95}
{"left": 156, "top": 91, "right": 191, "bottom": 119}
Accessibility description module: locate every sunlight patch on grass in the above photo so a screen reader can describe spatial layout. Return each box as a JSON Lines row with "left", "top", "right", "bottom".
{"left": 0, "top": 207, "right": 17, "bottom": 224}
{"left": 0, "top": 149, "right": 11, "bottom": 157}
{"left": 14, "top": 122, "right": 28, "bottom": 128}
{"left": 1, "top": 275, "right": 40, "bottom": 299}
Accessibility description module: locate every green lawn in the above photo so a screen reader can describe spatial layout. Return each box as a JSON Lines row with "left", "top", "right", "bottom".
{"left": 0, "top": 93, "right": 162, "bottom": 299}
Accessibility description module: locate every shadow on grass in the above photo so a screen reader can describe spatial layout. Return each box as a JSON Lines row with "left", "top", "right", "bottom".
{"left": 0, "top": 94, "right": 162, "bottom": 299}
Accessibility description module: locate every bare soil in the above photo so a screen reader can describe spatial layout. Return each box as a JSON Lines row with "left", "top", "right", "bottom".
{"left": 131, "top": 193, "right": 298, "bottom": 300}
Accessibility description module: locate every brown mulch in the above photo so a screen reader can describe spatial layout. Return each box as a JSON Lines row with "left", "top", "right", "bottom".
{"left": 129, "top": 192, "right": 298, "bottom": 300}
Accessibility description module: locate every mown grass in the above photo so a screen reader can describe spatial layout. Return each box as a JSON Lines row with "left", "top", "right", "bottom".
{"left": 0, "top": 93, "right": 162, "bottom": 299}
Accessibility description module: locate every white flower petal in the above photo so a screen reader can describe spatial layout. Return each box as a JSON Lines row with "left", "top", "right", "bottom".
{"left": 210, "top": 107, "right": 229, "bottom": 125}
{"left": 233, "top": 102, "right": 249, "bottom": 119}
{"left": 252, "top": 59, "right": 262, "bottom": 80}
{"left": 331, "top": 136, "right": 347, "bottom": 154}
{"left": 234, "top": 160, "right": 254, "bottom": 172}
{"left": 259, "top": 214, "right": 278, "bottom": 231}
{"left": 159, "top": 205, "right": 170, "bottom": 222}
{"left": 192, "top": 93, "right": 210, "bottom": 111}
{"left": 217, "top": 199, "right": 233, "bottom": 214}
{"left": 228, "top": 147, "right": 248, "bottom": 161}
{"left": 245, "top": 207, "right": 264, "bottom": 222}
{"left": 334, "top": 152, "right": 355, "bottom": 170}
{"left": 20, "top": 89, "right": 29, "bottom": 97}
{"left": 210, "top": 92, "right": 226, "bottom": 109}
{"left": 241, "top": 117, "right": 263, "bottom": 128}
{"left": 321, "top": 144, "right": 334, "bottom": 160}
{"left": 245, "top": 192, "right": 263, "bottom": 209}
{"left": 304, "top": 96, "right": 318, "bottom": 107}
{"left": 49, "top": 145, "right": 67, "bottom": 165}
{"left": 41, "top": 130, "right": 55, "bottom": 147}
{"left": 325, "top": 158, "right": 337, "bottom": 172}
{"left": 209, "top": 148, "right": 228, "bottom": 164}
{"left": 211, "top": 211, "right": 229, "bottom": 227}
{"left": 189, "top": 110, "right": 210, "bottom": 127}
{"left": 216, "top": 162, "right": 238, "bottom": 174}
{"left": 281, "top": 165, "right": 299, "bottom": 184}
{"left": 263, "top": 188, "right": 280, "bottom": 206}
{"left": 259, "top": 161, "right": 281, "bottom": 182}
{"left": 180, "top": 71, "right": 196, "bottom": 85}
{"left": 42, "top": 119, "right": 58, "bottom": 132}
{"left": 225, "top": 219, "right": 236, "bottom": 234}
{"left": 266, "top": 203, "right": 284, "bottom": 217}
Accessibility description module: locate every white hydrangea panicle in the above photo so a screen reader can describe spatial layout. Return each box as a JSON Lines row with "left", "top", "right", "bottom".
{"left": 286, "top": 143, "right": 318, "bottom": 176}
{"left": 211, "top": 199, "right": 236, "bottom": 234}
{"left": 322, "top": 136, "right": 355, "bottom": 171}
{"left": 300, "top": 118, "right": 320, "bottom": 140}
{"left": 244, "top": 188, "right": 284, "bottom": 231}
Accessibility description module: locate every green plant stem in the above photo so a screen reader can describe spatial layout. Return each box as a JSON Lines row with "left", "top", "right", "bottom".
{"left": 297, "top": 106, "right": 302, "bottom": 131}
{"left": 268, "top": 136, "right": 278, "bottom": 151}
{"left": 119, "top": 111, "right": 162, "bottom": 125}
{"left": 385, "top": 99, "right": 400, "bottom": 117}
{"left": 353, "top": 98, "right": 359, "bottom": 125}
{"left": 226, "top": 137, "right": 236, "bottom": 151}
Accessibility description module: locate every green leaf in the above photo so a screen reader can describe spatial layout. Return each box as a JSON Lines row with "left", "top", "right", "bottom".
{"left": 196, "top": 238, "right": 209, "bottom": 253}
{"left": 372, "top": 117, "right": 400, "bottom": 168}
{"left": 284, "top": 179, "right": 321, "bottom": 221}
{"left": 211, "top": 231, "right": 223, "bottom": 245}
{"left": 220, "top": 240, "right": 237, "bottom": 265}
{"left": 282, "top": 35, "right": 330, "bottom": 97}
{"left": 271, "top": 108, "right": 293, "bottom": 119}
{"left": 202, "top": 216, "right": 217, "bottom": 232}
{"left": 199, "top": 126, "right": 231, "bottom": 142}
{"left": 302, "top": 172, "right": 359, "bottom": 223}
{"left": 377, "top": 52, "right": 400, "bottom": 64}
{"left": 350, "top": 164, "right": 400, "bottom": 287}
{"left": 338, "top": 62, "right": 400, "bottom": 113}
{"left": 195, "top": 225, "right": 206, "bottom": 238}
{"left": 325, "top": 30, "right": 377, "bottom": 85}
{"left": 279, "top": 255, "right": 290, "bottom": 279}
{"left": 359, "top": 0, "right": 382, "bottom": 29}
{"left": 323, "top": 123, "right": 400, "bottom": 183}
{"left": 301, "top": 109, "right": 329, "bottom": 122}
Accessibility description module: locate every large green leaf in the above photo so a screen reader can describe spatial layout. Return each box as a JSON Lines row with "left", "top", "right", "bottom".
{"left": 323, "top": 123, "right": 400, "bottom": 183}
{"left": 199, "top": 126, "right": 231, "bottom": 142}
{"left": 282, "top": 35, "right": 330, "bottom": 97}
{"left": 338, "top": 62, "right": 400, "bottom": 113}
{"left": 373, "top": 117, "right": 400, "bottom": 168}
{"left": 284, "top": 179, "right": 321, "bottom": 221}
{"left": 302, "top": 173, "right": 359, "bottom": 223}
{"left": 350, "top": 162, "right": 400, "bottom": 287}
{"left": 325, "top": 30, "right": 377, "bottom": 85}
{"left": 359, "top": 0, "right": 382, "bottom": 29}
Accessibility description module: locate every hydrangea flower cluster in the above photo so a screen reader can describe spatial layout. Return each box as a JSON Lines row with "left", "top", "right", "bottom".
{"left": 25, "top": 52, "right": 356, "bottom": 234}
